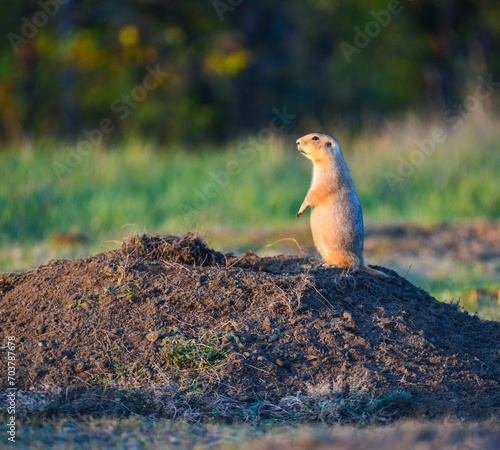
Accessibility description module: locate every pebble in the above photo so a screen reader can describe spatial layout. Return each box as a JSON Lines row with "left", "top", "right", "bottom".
{"left": 80, "top": 301, "right": 90, "bottom": 311}
{"left": 269, "top": 334, "right": 279, "bottom": 342}
{"left": 276, "top": 359, "right": 284, "bottom": 367}
{"left": 146, "top": 331, "right": 161, "bottom": 342}
{"left": 103, "top": 265, "right": 116, "bottom": 276}
{"left": 343, "top": 311, "right": 353, "bottom": 321}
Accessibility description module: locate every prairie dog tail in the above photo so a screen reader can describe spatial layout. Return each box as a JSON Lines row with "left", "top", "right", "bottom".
{"left": 360, "top": 263, "right": 389, "bottom": 278}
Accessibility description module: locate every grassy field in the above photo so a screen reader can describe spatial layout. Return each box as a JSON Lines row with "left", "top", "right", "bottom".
{"left": 3, "top": 119, "right": 500, "bottom": 248}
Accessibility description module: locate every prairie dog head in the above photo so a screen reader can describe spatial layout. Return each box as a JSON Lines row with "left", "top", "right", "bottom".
{"left": 296, "top": 133, "right": 341, "bottom": 164}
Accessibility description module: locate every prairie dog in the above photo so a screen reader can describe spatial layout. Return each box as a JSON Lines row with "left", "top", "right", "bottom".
{"left": 296, "top": 133, "right": 387, "bottom": 278}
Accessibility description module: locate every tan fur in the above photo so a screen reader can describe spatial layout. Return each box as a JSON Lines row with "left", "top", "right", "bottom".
{"left": 296, "top": 132, "right": 388, "bottom": 278}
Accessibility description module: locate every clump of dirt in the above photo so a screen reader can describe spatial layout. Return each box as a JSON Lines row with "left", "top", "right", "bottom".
{"left": 1, "top": 233, "right": 499, "bottom": 422}
{"left": 118, "top": 233, "right": 225, "bottom": 266}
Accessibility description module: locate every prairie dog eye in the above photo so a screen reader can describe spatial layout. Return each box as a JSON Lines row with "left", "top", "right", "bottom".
{"left": 312, "top": 136, "right": 319, "bottom": 140}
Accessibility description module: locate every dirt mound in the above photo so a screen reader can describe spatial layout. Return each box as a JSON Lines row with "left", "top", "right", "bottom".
{"left": 1, "top": 234, "right": 499, "bottom": 421}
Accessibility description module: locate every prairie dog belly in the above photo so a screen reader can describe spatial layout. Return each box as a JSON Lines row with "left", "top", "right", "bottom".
{"left": 310, "top": 195, "right": 363, "bottom": 268}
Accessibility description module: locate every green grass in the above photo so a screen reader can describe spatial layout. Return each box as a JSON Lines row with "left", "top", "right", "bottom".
{"left": 2, "top": 120, "right": 500, "bottom": 249}
{"left": 420, "top": 274, "right": 500, "bottom": 321}
{"left": 350, "top": 119, "right": 500, "bottom": 222}
{"left": 162, "top": 330, "right": 239, "bottom": 370}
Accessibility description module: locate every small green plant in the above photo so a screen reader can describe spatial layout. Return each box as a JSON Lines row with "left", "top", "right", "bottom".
{"left": 132, "top": 236, "right": 146, "bottom": 251}
{"left": 114, "top": 362, "right": 127, "bottom": 379}
{"left": 99, "top": 286, "right": 114, "bottom": 299}
{"left": 371, "top": 390, "right": 411, "bottom": 412}
{"left": 119, "top": 285, "right": 138, "bottom": 303}
{"left": 89, "top": 374, "right": 115, "bottom": 387}
{"left": 162, "top": 330, "right": 238, "bottom": 370}
{"left": 67, "top": 299, "right": 82, "bottom": 309}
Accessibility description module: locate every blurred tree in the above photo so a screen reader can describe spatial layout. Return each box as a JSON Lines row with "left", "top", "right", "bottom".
{"left": 0, "top": 0, "right": 498, "bottom": 145}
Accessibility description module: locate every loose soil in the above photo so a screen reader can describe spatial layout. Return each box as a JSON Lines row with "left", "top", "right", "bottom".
{"left": 1, "top": 233, "right": 499, "bottom": 422}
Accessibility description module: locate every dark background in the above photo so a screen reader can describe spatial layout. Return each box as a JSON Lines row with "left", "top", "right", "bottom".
{"left": 2, "top": 0, "right": 499, "bottom": 144}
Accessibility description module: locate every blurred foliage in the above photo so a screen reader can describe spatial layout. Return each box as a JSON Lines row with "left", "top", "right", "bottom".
{"left": 1, "top": 0, "right": 499, "bottom": 144}
{"left": 1, "top": 119, "right": 499, "bottom": 247}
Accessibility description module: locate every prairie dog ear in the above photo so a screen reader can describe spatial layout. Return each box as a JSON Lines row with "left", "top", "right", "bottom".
{"left": 329, "top": 137, "right": 341, "bottom": 151}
